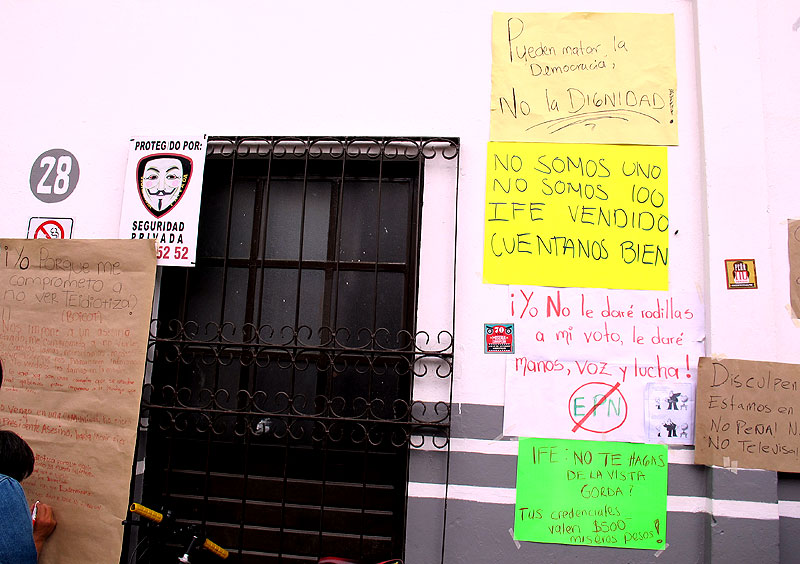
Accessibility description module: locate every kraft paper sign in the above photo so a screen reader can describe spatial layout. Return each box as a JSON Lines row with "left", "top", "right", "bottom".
{"left": 491, "top": 12, "right": 677, "bottom": 145}
{"left": 0, "top": 239, "right": 156, "bottom": 564}
{"left": 789, "top": 220, "right": 800, "bottom": 318}
{"left": 695, "top": 357, "right": 800, "bottom": 472}
{"left": 515, "top": 437, "right": 667, "bottom": 549}
{"left": 484, "top": 142, "right": 668, "bottom": 289}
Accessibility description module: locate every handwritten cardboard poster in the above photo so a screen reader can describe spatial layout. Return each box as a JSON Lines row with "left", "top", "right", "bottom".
{"left": 515, "top": 437, "right": 667, "bottom": 549}
{"left": 0, "top": 239, "right": 156, "bottom": 564}
{"left": 503, "top": 287, "right": 704, "bottom": 443}
{"left": 484, "top": 142, "right": 669, "bottom": 290}
{"left": 694, "top": 357, "right": 800, "bottom": 472}
{"left": 491, "top": 12, "right": 677, "bottom": 145}
{"left": 789, "top": 220, "right": 800, "bottom": 318}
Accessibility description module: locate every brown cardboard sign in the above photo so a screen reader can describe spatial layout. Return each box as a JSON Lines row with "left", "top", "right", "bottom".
{"left": 725, "top": 259, "right": 757, "bottom": 289}
{"left": 0, "top": 239, "right": 157, "bottom": 564}
{"left": 788, "top": 220, "right": 800, "bottom": 317}
{"left": 695, "top": 357, "right": 800, "bottom": 472}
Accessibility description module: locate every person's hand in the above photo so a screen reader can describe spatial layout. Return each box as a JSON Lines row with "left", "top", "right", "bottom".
{"left": 31, "top": 502, "right": 56, "bottom": 555}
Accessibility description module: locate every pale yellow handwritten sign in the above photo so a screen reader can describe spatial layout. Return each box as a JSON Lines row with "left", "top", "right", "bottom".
{"left": 484, "top": 142, "right": 669, "bottom": 290}
{"left": 491, "top": 13, "right": 677, "bottom": 145}
{"left": 0, "top": 239, "right": 156, "bottom": 564}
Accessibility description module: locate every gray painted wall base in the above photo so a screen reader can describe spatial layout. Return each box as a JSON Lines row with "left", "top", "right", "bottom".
{"left": 405, "top": 403, "right": 800, "bottom": 563}
{"left": 408, "top": 498, "right": 711, "bottom": 564}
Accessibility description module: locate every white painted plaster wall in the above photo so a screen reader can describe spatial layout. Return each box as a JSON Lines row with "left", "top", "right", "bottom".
{"left": 1, "top": 0, "right": 794, "bottom": 404}
{"left": 756, "top": 3, "right": 800, "bottom": 364}
{"left": 696, "top": 1, "right": 800, "bottom": 366}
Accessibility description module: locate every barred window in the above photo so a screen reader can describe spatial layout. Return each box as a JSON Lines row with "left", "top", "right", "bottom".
{"left": 129, "top": 137, "right": 457, "bottom": 564}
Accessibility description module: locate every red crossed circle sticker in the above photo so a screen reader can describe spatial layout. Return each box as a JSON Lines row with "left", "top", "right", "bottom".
{"left": 33, "top": 220, "right": 66, "bottom": 239}
{"left": 569, "top": 381, "right": 628, "bottom": 434}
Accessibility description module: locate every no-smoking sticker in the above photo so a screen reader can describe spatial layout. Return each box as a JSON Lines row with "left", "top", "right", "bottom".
{"left": 27, "top": 217, "right": 74, "bottom": 239}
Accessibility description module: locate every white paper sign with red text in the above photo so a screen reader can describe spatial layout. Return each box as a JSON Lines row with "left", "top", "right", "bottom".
{"left": 503, "top": 287, "right": 704, "bottom": 443}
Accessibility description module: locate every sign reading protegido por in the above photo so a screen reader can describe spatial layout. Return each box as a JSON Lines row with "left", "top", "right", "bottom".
{"left": 118, "top": 135, "right": 207, "bottom": 267}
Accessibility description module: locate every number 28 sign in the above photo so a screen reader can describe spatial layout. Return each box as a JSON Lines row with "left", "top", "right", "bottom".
{"left": 29, "top": 149, "right": 80, "bottom": 203}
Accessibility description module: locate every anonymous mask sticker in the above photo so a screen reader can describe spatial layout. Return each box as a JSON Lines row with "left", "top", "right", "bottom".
{"left": 137, "top": 154, "right": 192, "bottom": 218}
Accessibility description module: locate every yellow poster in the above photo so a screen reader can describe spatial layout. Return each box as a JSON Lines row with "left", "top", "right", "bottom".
{"left": 490, "top": 13, "right": 677, "bottom": 145}
{"left": 484, "top": 142, "right": 668, "bottom": 290}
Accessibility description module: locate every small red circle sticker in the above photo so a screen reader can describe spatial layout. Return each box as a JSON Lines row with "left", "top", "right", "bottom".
{"left": 33, "top": 220, "right": 65, "bottom": 239}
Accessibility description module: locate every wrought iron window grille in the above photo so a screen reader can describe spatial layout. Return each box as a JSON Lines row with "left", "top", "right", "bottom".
{"left": 129, "top": 136, "right": 459, "bottom": 564}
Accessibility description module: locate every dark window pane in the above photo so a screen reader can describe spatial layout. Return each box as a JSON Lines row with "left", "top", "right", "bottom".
{"left": 336, "top": 270, "right": 376, "bottom": 336}
{"left": 265, "top": 180, "right": 304, "bottom": 260}
{"left": 228, "top": 179, "right": 257, "bottom": 259}
{"left": 300, "top": 181, "right": 333, "bottom": 261}
{"left": 265, "top": 180, "right": 332, "bottom": 261}
{"left": 195, "top": 161, "right": 233, "bottom": 259}
{"left": 379, "top": 181, "right": 411, "bottom": 263}
{"left": 376, "top": 272, "right": 406, "bottom": 336}
{"left": 258, "top": 268, "right": 299, "bottom": 329}
{"left": 339, "top": 181, "right": 378, "bottom": 262}
{"left": 178, "top": 266, "right": 249, "bottom": 346}
{"left": 298, "top": 268, "right": 325, "bottom": 336}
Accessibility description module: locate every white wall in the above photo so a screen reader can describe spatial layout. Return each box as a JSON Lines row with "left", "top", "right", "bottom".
{"left": 0, "top": 0, "right": 483, "bottom": 236}
{"left": 1, "top": 0, "right": 796, "bottom": 399}
{"left": 696, "top": 1, "right": 800, "bottom": 364}
{"left": 758, "top": 3, "right": 800, "bottom": 363}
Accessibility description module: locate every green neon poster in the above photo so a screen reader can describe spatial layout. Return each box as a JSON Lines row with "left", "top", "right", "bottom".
{"left": 514, "top": 437, "right": 667, "bottom": 549}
